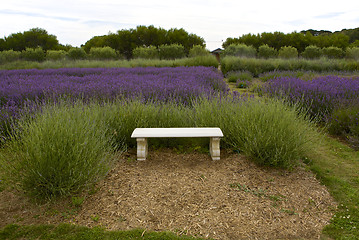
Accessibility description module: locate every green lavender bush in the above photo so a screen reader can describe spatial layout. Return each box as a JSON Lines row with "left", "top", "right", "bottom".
{"left": 0, "top": 96, "right": 321, "bottom": 201}
{"left": 1, "top": 101, "right": 116, "bottom": 199}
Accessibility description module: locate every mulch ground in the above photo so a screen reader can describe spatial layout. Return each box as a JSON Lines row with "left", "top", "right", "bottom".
{"left": 0, "top": 148, "right": 336, "bottom": 239}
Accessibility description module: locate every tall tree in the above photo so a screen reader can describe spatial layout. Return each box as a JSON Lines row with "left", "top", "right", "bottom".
{"left": 4, "top": 28, "right": 59, "bottom": 51}
{"left": 0, "top": 38, "right": 6, "bottom": 51}
{"left": 82, "top": 35, "right": 106, "bottom": 52}
{"left": 82, "top": 25, "right": 205, "bottom": 59}
{"left": 223, "top": 28, "right": 356, "bottom": 53}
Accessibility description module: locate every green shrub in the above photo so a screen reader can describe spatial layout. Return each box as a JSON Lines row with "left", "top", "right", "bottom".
{"left": 222, "top": 44, "right": 257, "bottom": 58}
{"left": 0, "top": 96, "right": 321, "bottom": 181}
{"left": 258, "top": 44, "right": 277, "bottom": 59}
{"left": 46, "top": 50, "right": 67, "bottom": 61}
{"left": 67, "top": 47, "right": 87, "bottom": 60}
{"left": 302, "top": 45, "right": 322, "bottom": 59}
{"left": 236, "top": 80, "right": 249, "bottom": 88}
{"left": 2, "top": 101, "right": 115, "bottom": 199}
{"left": 346, "top": 47, "right": 359, "bottom": 60}
{"left": 21, "top": 47, "right": 46, "bottom": 62}
{"left": 227, "top": 71, "right": 253, "bottom": 83}
{"left": 183, "top": 55, "right": 219, "bottom": 68}
{"left": 221, "top": 56, "right": 276, "bottom": 76}
{"left": 189, "top": 45, "right": 210, "bottom": 57}
{"left": 192, "top": 97, "right": 318, "bottom": 168}
{"left": 89, "top": 47, "right": 117, "bottom": 60}
{"left": 101, "top": 99, "right": 194, "bottom": 149}
{"left": 235, "top": 99, "right": 318, "bottom": 168}
{"left": 328, "top": 107, "right": 356, "bottom": 135}
{"left": 0, "top": 50, "right": 21, "bottom": 63}
{"left": 132, "top": 46, "right": 159, "bottom": 59}
{"left": 278, "top": 46, "right": 298, "bottom": 59}
{"left": 158, "top": 44, "right": 186, "bottom": 60}
{"left": 248, "top": 79, "right": 264, "bottom": 93}
{"left": 259, "top": 70, "right": 308, "bottom": 82}
{"left": 227, "top": 75, "right": 238, "bottom": 83}
{"left": 220, "top": 56, "right": 359, "bottom": 76}
{"left": 349, "top": 40, "right": 359, "bottom": 48}
{"left": 327, "top": 105, "right": 359, "bottom": 148}
{"left": 79, "top": 97, "right": 318, "bottom": 169}
{"left": 323, "top": 46, "right": 344, "bottom": 59}
{"left": 349, "top": 124, "right": 359, "bottom": 150}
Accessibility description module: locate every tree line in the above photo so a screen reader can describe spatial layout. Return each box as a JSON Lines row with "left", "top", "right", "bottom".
{"left": 0, "top": 26, "right": 205, "bottom": 59}
{"left": 1, "top": 26, "right": 359, "bottom": 59}
{"left": 223, "top": 28, "right": 359, "bottom": 54}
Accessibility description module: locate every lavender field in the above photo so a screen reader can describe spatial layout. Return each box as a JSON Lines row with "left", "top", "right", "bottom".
{"left": 262, "top": 75, "right": 359, "bottom": 121}
{"left": 262, "top": 74, "right": 359, "bottom": 149}
{"left": 0, "top": 66, "right": 228, "bottom": 103}
{"left": 0, "top": 66, "right": 228, "bottom": 135}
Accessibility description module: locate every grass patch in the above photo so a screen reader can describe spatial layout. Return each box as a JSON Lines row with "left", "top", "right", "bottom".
{"left": 0, "top": 56, "right": 219, "bottom": 70}
{"left": 307, "top": 136, "right": 359, "bottom": 239}
{"left": 221, "top": 56, "right": 359, "bottom": 76}
{"left": 0, "top": 223, "right": 206, "bottom": 240}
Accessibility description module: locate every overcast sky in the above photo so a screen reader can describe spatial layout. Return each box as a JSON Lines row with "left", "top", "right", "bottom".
{"left": 1, "top": 0, "right": 359, "bottom": 51}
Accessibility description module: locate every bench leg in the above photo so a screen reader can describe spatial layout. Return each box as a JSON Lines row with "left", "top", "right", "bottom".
{"left": 136, "top": 138, "right": 148, "bottom": 161}
{"left": 210, "top": 137, "right": 220, "bottom": 160}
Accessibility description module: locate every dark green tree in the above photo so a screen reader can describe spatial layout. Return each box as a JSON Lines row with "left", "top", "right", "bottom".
{"left": 82, "top": 35, "right": 106, "bottom": 52}
{"left": 133, "top": 25, "right": 167, "bottom": 47}
{"left": 117, "top": 29, "right": 136, "bottom": 59}
{"left": 83, "top": 25, "right": 205, "bottom": 59}
{"left": 4, "top": 28, "right": 59, "bottom": 51}
{"left": 23, "top": 28, "right": 59, "bottom": 50}
{"left": 3, "top": 32, "right": 25, "bottom": 51}
{"left": 166, "top": 28, "right": 204, "bottom": 53}
{"left": 223, "top": 29, "right": 354, "bottom": 54}
{"left": 285, "top": 31, "right": 310, "bottom": 53}
{"left": 222, "top": 37, "right": 241, "bottom": 48}
{"left": 264, "top": 32, "right": 287, "bottom": 50}
{"left": 329, "top": 33, "right": 350, "bottom": 49}
{"left": 0, "top": 38, "right": 6, "bottom": 51}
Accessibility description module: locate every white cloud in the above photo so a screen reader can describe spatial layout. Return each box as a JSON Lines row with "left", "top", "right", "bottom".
{"left": 0, "top": 0, "right": 358, "bottom": 50}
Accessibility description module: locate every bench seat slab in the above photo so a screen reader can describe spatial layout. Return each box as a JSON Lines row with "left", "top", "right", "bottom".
{"left": 131, "top": 127, "right": 223, "bottom": 138}
{"left": 132, "top": 128, "right": 223, "bottom": 161}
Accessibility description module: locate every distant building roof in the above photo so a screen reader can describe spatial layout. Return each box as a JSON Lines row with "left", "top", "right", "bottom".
{"left": 211, "top": 48, "right": 223, "bottom": 54}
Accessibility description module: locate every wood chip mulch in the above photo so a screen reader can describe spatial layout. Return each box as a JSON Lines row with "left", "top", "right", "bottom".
{"left": 0, "top": 148, "right": 336, "bottom": 239}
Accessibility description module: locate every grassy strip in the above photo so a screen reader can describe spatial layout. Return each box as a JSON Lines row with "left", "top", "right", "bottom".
{"left": 0, "top": 224, "right": 206, "bottom": 240}
{"left": 221, "top": 56, "right": 359, "bottom": 76}
{"left": 0, "top": 56, "right": 219, "bottom": 70}
{"left": 307, "top": 136, "right": 359, "bottom": 239}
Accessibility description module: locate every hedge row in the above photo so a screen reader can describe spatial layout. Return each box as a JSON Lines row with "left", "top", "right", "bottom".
{"left": 132, "top": 44, "right": 210, "bottom": 60}
{"left": 221, "top": 56, "right": 359, "bottom": 76}
{"left": 223, "top": 44, "right": 359, "bottom": 60}
{"left": 0, "top": 45, "right": 210, "bottom": 64}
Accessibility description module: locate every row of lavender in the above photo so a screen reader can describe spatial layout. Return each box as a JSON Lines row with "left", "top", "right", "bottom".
{"left": 0, "top": 66, "right": 229, "bottom": 136}
{"left": 262, "top": 75, "right": 359, "bottom": 148}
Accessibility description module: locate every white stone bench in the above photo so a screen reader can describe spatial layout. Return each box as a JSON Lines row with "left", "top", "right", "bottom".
{"left": 131, "top": 127, "right": 223, "bottom": 161}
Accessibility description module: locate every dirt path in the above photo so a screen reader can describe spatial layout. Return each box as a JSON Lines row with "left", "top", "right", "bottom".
{"left": 1, "top": 149, "right": 336, "bottom": 239}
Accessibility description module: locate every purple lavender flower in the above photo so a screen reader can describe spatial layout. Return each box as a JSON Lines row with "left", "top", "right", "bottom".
{"left": 0, "top": 66, "right": 229, "bottom": 137}
{"left": 262, "top": 75, "right": 359, "bottom": 121}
